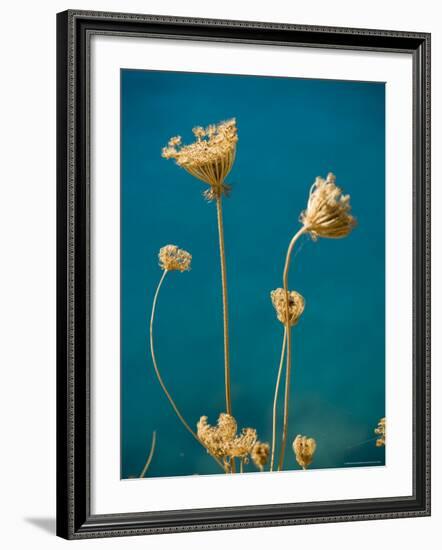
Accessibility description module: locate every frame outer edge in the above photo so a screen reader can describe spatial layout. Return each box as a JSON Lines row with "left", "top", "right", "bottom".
{"left": 56, "top": 10, "right": 70, "bottom": 540}
{"left": 67, "top": 8, "right": 429, "bottom": 39}
{"left": 56, "top": 9, "right": 431, "bottom": 538}
{"left": 424, "top": 32, "right": 431, "bottom": 517}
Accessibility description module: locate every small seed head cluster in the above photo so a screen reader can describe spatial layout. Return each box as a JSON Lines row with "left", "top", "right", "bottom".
{"left": 251, "top": 442, "right": 270, "bottom": 471}
{"left": 293, "top": 434, "right": 317, "bottom": 469}
{"left": 197, "top": 413, "right": 259, "bottom": 465}
{"left": 300, "top": 173, "right": 356, "bottom": 240}
{"left": 271, "top": 288, "right": 305, "bottom": 326}
{"left": 158, "top": 245, "right": 192, "bottom": 272}
{"left": 374, "top": 417, "right": 386, "bottom": 447}
{"left": 162, "top": 119, "right": 238, "bottom": 201}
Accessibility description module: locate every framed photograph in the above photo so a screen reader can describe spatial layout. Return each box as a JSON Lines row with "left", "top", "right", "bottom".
{"left": 56, "top": 10, "right": 431, "bottom": 539}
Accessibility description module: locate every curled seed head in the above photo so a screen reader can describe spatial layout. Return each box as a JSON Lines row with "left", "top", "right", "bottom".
{"left": 251, "top": 442, "right": 270, "bottom": 471}
{"left": 300, "top": 172, "right": 356, "bottom": 240}
{"left": 270, "top": 288, "right": 305, "bottom": 326}
{"left": 293, "top": 434, "right": 317, "bottom": 469}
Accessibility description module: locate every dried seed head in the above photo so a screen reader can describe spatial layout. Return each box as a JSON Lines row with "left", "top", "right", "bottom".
{"left": 230, "top": 428, "right": 258, "bottom": 459}
{"left": 293, "top": 434, "right": 317, "bottom": 469}
{"left": 374, "top": 417, "right": 386, "bottom": 447}
{"left": 167, "top": 136, "right": 182, "bottom": 147}
{"left": 270, "top": 288, "right": 305, "bottom": 326}
{"left": 197, "top": 414, "right": 236, "bottom": 459}
{"left": 162, "top": 118, "right": 238, "bottom": 200}
{"left": 158, "top": 245, "right": 192, "bottom": 272}
{"left": 251, "top": 442, "right": 270, "bottom": 471}
{"left": 300, "top": 173, "right": 356, "bottom": 240}
{"left": 197, "top": 413, "right": 258, "bottom": 462}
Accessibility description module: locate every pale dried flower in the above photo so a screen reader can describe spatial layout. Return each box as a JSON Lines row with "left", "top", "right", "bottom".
{"left": 197, "top": 413, "right": 237, "bottom": 459}
{"left": 158, "top": 244, "right": 192, "bottom": 272}
{"left": 293, "top": 434, "right": 317, "bottom": 470}
{"left": 251, "top": 442, "right": 270, "bottom": 471}
{"left": 300, "top": 172, "right": 356, "bottom": 240}
{"left": 231, "top": 428, "right": 259, "bottom": 459}
{"left": 197, "top": 413, "right": 258, "bottom": 463}
{"left": 167, "top": 136, "right": 182, "bottom": 147}
{"left": 374, "top": 417, "right": 386, "bottom": 447}
{"left": 162, "top": 118, "right": 238, "bottom": 201}
{"left": 271, "top": 288, "right": 305, "bottom": 326}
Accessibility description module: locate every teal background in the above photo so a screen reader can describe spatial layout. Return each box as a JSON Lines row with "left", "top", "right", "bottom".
{"left": 121, "top": 69, "right": 385, "bottom": 479}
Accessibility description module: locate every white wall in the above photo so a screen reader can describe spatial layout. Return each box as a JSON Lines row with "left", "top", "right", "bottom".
{"left": 0, "top": 0, "right": 439, "bottom": 548}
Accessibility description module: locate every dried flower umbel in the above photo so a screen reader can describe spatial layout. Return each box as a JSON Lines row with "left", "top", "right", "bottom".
{"left": 158, "top": 244, "right": 192, "bottom": 272}
{"left": 197, "top": 413, "right": 259, "bottom": 472}
{"left": 300, "top": 172, "right": 356, "bottom": 240}
{"left": 163, "top": 119, "right": 238, "bottom": 439}
{"left": 251, "top": 442, "right": 270, "bottom": 472}
{"left": 374, "top": 417, "right": 386, "bottom": 447}
{"left": 293, "top": 435, "right": 317, "bottom": 470}
{"left": 276, "top": 173, "right": 355, "bottom": 471}
{"left": 162, "top": 118, "right": 238, "bottom": 201}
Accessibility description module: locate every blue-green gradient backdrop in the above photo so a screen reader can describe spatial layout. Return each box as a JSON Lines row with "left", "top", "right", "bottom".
{"left": 121, "top": 69, "right": 385, "bottom": 479}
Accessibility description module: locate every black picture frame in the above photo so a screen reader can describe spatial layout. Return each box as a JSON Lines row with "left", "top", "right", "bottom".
{"left": 56, "top": 9, "right": 431, "bottom": 540}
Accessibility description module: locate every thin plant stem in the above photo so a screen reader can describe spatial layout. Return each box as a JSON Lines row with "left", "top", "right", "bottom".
{"left": 278, "top": 226, "right": 307, "bottom": 471}
{"left": 270, "top": 328, "right": 287, "bottom": 472}
{"left": 215, "top": 195, "right": 231, "bottom": 415}
{"left": 215, "top": 195, "right": 235, "bottom": 474}
{"left": 140, "top": 431, "right": 157, "bottom": 478}
{"left": 240, "top": 459, "right": 244, "bottom": 474}
{"left": 149, "top": 270, "right": 225, "bottom": 472}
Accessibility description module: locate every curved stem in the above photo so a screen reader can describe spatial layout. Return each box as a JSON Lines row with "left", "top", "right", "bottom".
{"left": 278, "top": 226, "right": 307, "bottom": 471}
{"left": 216, "top": 195, "right": 231, "bottom": 416}
{"left": 149, "top": 270, "right": 225, "bottom": 472}
{"left": 140, "top": 431, "right": 157, "bottom": 478}
{"left": 270, "top": 328, "right": 287, "bottom": 472}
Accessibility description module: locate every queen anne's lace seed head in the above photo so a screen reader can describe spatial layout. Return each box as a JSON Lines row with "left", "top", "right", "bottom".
{"left": 162, "top": 118, "right": 238, "bottom": 201}
{"left": 158, "top": 245, "right": 192, "bottom": 272}
{"left": 300, "top": 173, "right": 356, "bottom": 240}
{"left": 270, "top": 288, "right": 305, "bottom": 326}
{"left": 197, "top": 413, "right": 259, "bottom": 463}
{"left": 230, "top": 428, "right": 258, "bottom": 459}
{"left": 196, "top": 414, "right": 237, "bottom": 459}
{"left": 374, "top": 417, "right": 386, "bottom": 447}
{"left": 293, "top": 434, "right": 317, "bottom": 469}
{"left": 251, "top": 442, "right": 270, "bottom": 471}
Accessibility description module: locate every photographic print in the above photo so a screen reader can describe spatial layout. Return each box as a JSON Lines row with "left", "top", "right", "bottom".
{"left": 120, "top": 69, "right": 386, "bottom": 480}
